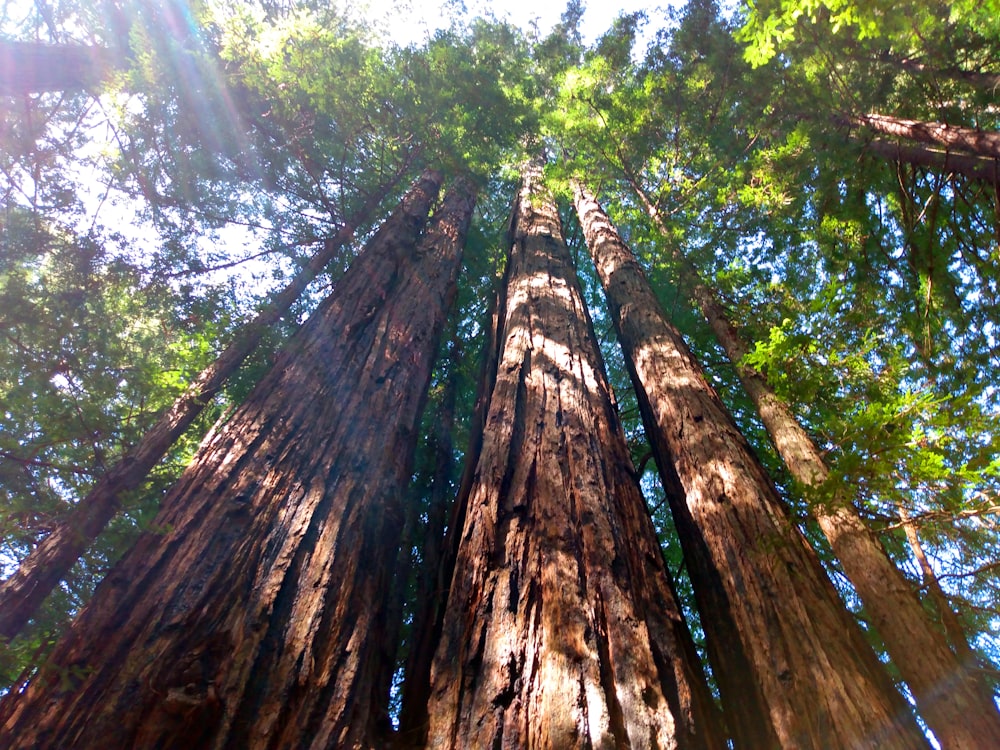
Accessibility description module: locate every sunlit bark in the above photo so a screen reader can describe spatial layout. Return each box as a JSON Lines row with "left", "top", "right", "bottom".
{"left": 0, "top": 171, "right": 478, "bottom": 748}
{"left": 848, "top": 113, "right": 1000, "bottom": 160}
{"left": 615, "top": 170, "right": 1000, "bottom": 748}
{"left": 0, "top": 160, "right": 417, "bottom": 643}
{"left": 425, "top": 164, "right": 723, "bottom": 750}
{"left": 575, "top": 182, "right": 931, "bottom": 750}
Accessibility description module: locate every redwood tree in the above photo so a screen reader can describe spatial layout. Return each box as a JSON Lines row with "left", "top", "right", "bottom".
{"left": 844, "top": 114, "right": 1000, "bottom": 160}
{"left": 424, "top": 164, "right": 723, "bottom": 750}
{"left": 604, "top": 172, "right": 1000, "bottom": 747}
{"left": 0, "top": 156, "right": 413, "bottom": 643}
{"left": 574, "top": 183, "right": 931, "bottom": 750}
{"left": 0, "top": 170, "right": 476, "bottom": 748}
{"left": 862, "top": 137, "right": 1000, "bottom": 186}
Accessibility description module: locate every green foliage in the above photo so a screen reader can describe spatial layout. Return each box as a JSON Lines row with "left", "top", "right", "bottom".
{"left": 0, "top": 210, "right": 222, "bottom": 683}
{"left": 2, "top": 0, "right": 1000, "bottom": 724}
{"left": 391, "top": 20, "right": 538, "bottom": 176}
{"left": 544, "top": 0, "right": 1000, "bottom": 684}
{"left": 739, "top": 0, "right": 1000, "bottom": 68}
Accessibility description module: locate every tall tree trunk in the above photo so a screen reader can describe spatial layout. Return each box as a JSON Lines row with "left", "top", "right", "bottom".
{"left": 399, "top": 285, "right": 505, "bottom": 748}
{"left": 375, "top": 206, "right": 478, "bottom": 745}
{"left": 0, "top": 170, "right": 475, "bottom": 749}
{"left": 0, "top": 160, "right": 414, "bottom": 643}
{"left": 613, "top": 172, "right": 1000, "bottom": 747}
{"left": 896, "top": 505, "right": 985, "bottom": 669}
{"left": 740, "top": 372, "right": 1000, "bottom": 748}
{"left": 425, "top": 164, "right": 724, "bottom": 750}
{"left": 846, "top": 112, "right": 1000, "bottom": 160}
{"left": 863, "top": 137, "right": 1000, "bottom": 186}
{"left": 0, "top": 41, "right": 121, "bottom": 96}
{"left": 574, "top": 183, "right": 930, "bottom": 750}
{"left": 395, "top": 338, "right": 461, "bottom": 748}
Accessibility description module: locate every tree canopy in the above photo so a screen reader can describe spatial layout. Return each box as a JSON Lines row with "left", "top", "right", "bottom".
{"left": 2, "top": 0, "right": 998, "bottom": 744}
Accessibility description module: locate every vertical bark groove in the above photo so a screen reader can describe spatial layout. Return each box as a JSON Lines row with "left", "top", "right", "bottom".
{"left": 617, "top": 171, "right": 1000, "bottom": 747}
{"left": 574, "top": 183, "right": 931, "bottom": 750}
{"left": 616, "top": 173, "right": 1000, "bottom": 748}
{"left": 1, "top": 170, "right": 477, "bottom": 749}
{"left": 0, "top": 157, "right": 416, "bottom": 643}
{"left": 425, "top": 164, "right": 723, "bottom": 750}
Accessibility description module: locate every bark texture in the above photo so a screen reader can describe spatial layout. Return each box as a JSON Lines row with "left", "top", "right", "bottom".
{"left": 848, "top": 112, "right": 1000, "bottom": 160}
{"left": 396, "top": 347, "right": 460, "bottom": 747}
{"left": 0, "top": 161, "right": 413, "bottom": 642}
{"left": 897, "top": 505, "right": 995, "bottom": 679}
{"left": 574, "top": 183, "right": 930, "bottom": 750}
{"left": 864, "top": 137, "right": 1000, "bottom": 186}
{"left": 613, "top": 172, "right": 1000, "bottom": 747}
{"left": 865, "top": 138, "right": 1000, "bottom": 187}
{"left": 425, "top": 165, "right": 723, "bottom": 750}
{"left": 738, "top": 356, "right": 1000, "bottom": 750}
{"left": 1, "top": 171, "right": 476, "bottom": 749}
{"left": 400, "top": 288, "right": 506, "bottom": 748}
{"left": 883, "top": 56, "right": 1000, "bottom": 93}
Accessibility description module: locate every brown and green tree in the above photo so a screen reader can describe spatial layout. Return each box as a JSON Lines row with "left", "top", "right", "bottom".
{"left": 424, "top": 163, "right": 723, "bottom": 749}
{"left": 553, "top": 4, "right": 1000, "bottom": 744}
{"left": 574, "top": 182, "right": 931, "bottom": 749}
{"left": 0, "top": 154, "right": 414, "bottom": 643}
{"left": 0, "top": 170, "right": 477, "bottom": 748}
{"left": 1, "top": 0, "right": 999, "bottom": 746}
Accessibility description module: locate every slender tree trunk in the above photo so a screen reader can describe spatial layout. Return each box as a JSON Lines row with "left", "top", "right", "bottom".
{"left": 395, "top": 343, "right": 460, "bottom": 748}
{"left": 574, "top": 183, "right": 930, "bottom": 750}
{"left": 0, "top": 170, "right": 476, "bottom": 749}
{"left": 399, "top": 286, "right": 505, "bottom": 748}
{"left": 846, "top": 112, "right": 1000, "bottom": 160}
{"left": 612, "top": 172, "right": 1000, "bottom": 747}
{"left": 863, "top": 137, "right": 1000, "bottom": 186}
{"left": 0, "top": 161, "right": 414, "bottom": 643}
{"left": 374, "top": 191, "right": 478, "bottom": 744}
{"left": 0, "top": 41, "right": 121, "bottom": 96}
{"left": 742, "top": 393, "right": 1000, "bottom": 749}
{"left": 896, "top": 505, "right": 984, "bottom": 668}
{"left": 425, "top": 164, "right": 724, "bottom": 750}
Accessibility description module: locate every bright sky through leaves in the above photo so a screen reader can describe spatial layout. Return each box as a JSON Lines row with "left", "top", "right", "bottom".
{"left": 362, "top": 0, "right": 671, "bottom": 46}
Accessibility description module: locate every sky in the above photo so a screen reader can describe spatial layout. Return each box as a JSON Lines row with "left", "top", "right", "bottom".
{"left": 362, "top": 0, "right": 674, "bottom": 47}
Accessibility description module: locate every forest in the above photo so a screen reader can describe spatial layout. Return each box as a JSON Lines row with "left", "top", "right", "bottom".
{"left": 1, "top": 0, "right": 999, "bottom": 747}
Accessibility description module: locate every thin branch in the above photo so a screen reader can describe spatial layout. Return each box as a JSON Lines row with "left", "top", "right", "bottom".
{"left": 0, "top": 449, "right": 97, "bottom": 477}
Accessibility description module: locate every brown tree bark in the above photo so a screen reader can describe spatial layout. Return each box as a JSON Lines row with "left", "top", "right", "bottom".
{"left": 0, "top": 41, "right": 121, "bottom": 96}
{"left": 847, "top": 112, "right": 1000, "bottom": 160}
{"left": 0, "top": 171, "right": 475, "bottom": 749}
{"left": 395, "top": 341, "right": 461, "bottom": 747}
{"left": 736, "top": 374, "right": 1000, "bottom": 750}
{"left": 611, "top": 171, "right": 1000, "bottom": 747}
{"left": 424, "top": 164, "right": 724, "bottom": 750}
{"left": 896, "top": 505, "right": 985, "bottom": 672}
{"left": 0, "top": 161, "right": 415, "bottom": 643}
{"left": 863, "top": 137, "right": 1000, "bottom": 186}
{"left": 574, "top": 183, "right": 931, "bottom": 750}
{"left": 399, "top": 286, "right": 506, "bottom": 748}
